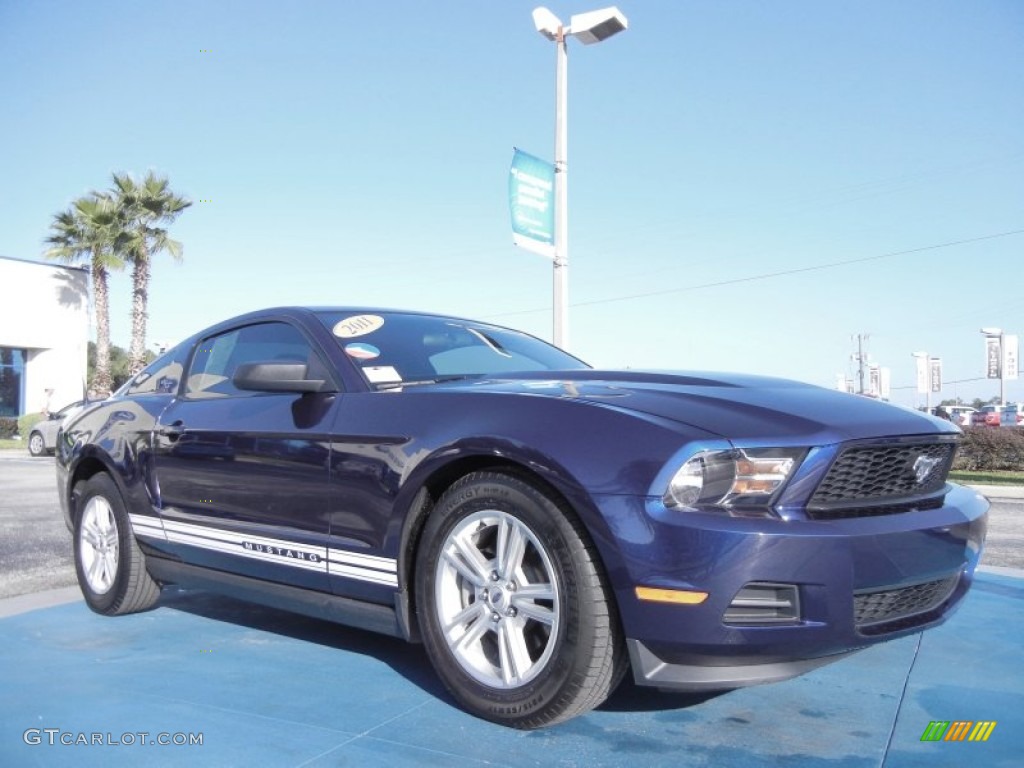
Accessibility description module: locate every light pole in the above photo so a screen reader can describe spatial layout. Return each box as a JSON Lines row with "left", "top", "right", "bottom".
{"left": 532, "top": 6, "right": 628, "bottom": 349}
{"left": 980, "top": 327, "right": 1005, "bottom": 405}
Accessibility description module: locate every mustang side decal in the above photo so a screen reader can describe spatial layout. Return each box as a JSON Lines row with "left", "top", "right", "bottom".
{"left": 132, "top": 516, "right": 396, "bottom": 585}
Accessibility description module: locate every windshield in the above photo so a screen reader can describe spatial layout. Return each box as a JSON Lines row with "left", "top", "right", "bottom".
{"left": 317, "top": 311, "right": 589, "bottom": 388}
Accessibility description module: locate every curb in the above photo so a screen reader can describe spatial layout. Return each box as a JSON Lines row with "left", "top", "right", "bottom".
{"left": 0, "top": 586, "right": 81, "bottom": 619}
{"left": 979, "top": 564, "right": 1024, "bottom": 577}
{"left": 967, "top": 483, "right": 1024, "bottom": 500}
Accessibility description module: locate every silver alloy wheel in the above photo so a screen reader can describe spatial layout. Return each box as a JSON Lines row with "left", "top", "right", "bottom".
{"left": 79, "top": 496, "right": 120, "bottom": 595}
{"left": 28, "top": 433, "right": 44, "bottom": 456}
{"left": 434, "top": 509, "right": 560, "bottom": 689}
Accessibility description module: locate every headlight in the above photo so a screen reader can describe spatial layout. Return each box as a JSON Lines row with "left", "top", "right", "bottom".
{"left": 664, "top": 448, "right": 805, "bottom": 513}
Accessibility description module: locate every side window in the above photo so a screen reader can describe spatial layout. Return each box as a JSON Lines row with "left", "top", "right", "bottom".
{"left": 186, "top": 322, "right": 323, "bottom": 399}
{"left": 125, "top": 347, "right": 185, "bottom": 396}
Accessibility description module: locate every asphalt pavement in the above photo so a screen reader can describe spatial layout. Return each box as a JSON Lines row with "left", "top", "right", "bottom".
{"left": 0, "top": 453, "right": 77, "bottom": 598}
{"left": 1, "top": 449, "right": 1021, "bottom": 766}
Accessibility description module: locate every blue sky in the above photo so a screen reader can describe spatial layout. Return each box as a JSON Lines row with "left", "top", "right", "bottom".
{"left": 1, "top": 0, "right": 1022, "bottom": 406}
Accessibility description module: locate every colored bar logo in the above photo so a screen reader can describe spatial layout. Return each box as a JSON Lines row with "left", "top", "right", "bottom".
{"left": 920, "top": 721, "right": 997, "bottom": 742}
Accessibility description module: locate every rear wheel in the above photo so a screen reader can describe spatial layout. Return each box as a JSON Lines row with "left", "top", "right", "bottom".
{"left": 28, "top": 431, "right": 46, "bottom": 457}
{"left": 415, "top": 472, "right": 625, "bottom": 728}
{"left": 74, "top": 473, "right": 160, "bottom": 615}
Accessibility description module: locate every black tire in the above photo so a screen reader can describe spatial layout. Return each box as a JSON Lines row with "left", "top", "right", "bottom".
{"left": 415, "top": 471, "right": 626, "bottom": 728}
{"left": 73, "top": 473, "right": 160, "bottom": 615}
{"left": 28, "top": 431, "right": 46, "bottom": 457}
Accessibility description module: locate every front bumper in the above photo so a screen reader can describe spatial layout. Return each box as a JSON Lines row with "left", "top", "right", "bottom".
{"left": 593, "top": 483, "right": 988, "bottom": 690}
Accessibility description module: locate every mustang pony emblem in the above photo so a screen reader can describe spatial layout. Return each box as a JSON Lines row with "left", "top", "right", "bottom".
{"left": 912, "top": 455, "right": 942, "bottom": 484}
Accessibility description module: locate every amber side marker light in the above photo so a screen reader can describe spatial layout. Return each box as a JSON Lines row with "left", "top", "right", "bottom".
{"left": 635, "top": 586, "right": 709, "bottom": 605}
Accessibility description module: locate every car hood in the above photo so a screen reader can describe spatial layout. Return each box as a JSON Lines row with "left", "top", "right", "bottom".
{"left": 432, "top": 370, "right": 957, "bottom": 444}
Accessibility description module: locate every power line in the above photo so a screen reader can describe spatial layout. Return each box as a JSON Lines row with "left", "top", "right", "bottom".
{"left": 890, "top": 371, "right": 1023, "bottom": 391}
{"left": 572, "top": 150, "right": 1024, "bottom": 255}
{"left": 485, "top": 228, "right": 1024, "bottom": 319}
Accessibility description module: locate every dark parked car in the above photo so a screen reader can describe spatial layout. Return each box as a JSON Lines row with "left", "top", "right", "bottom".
{"left": 56, "top": 308, "right": 988, "bottom": 728}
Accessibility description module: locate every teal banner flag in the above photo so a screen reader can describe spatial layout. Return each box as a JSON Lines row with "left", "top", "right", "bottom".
{"left": 509, "top": 148, "right": 555, "bottom": 258}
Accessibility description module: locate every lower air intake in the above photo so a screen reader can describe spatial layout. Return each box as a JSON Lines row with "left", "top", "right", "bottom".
{"left": 854, "top": 574, "right": 960, "bottom": 633}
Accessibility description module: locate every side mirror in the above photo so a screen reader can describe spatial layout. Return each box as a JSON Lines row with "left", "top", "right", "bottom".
{"left": 233, "top": 362, "right": 328, "bottom": 394}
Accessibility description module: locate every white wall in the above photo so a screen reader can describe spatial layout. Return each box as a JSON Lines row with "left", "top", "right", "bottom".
{"left": 0, "top": 257, "right": 89, "bottom": 414}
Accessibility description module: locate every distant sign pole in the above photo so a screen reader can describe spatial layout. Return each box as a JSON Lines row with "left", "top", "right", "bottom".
{"left": 1004, "top": 334, "right": 1019, "bottom": 381}
{"left": 929, "top": 357, "right": 942, "bottom": 394}
{"left": 985, "top": 336, "right": 1001, "bottom": 380}
{"left": 912, "top": 351, "right": 930, "bottom": 411}
{"left": 980, "top": 328, "right": 1008, "bottom": 405}
{"left": 914, "top": 354, "right": 928, "bottom": 395}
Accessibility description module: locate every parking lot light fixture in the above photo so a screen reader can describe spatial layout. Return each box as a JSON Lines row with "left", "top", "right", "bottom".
{"left": 531, "top": 6, "right": 628, "bottom": 350}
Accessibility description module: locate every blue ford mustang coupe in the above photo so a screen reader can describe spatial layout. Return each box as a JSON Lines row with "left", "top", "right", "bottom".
{"left": 56, "top": 308, "right": 988, "bottom": 728}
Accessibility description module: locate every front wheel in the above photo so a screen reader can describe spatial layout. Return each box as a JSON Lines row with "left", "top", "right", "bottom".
{"left": 415, "top": 472, "right": 625, "bottom": 728}
{"left": 74, "top": 473, "right": 160, "bottom": 615}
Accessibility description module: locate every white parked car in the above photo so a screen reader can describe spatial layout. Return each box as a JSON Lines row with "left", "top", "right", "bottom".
{"left": 934, "top": 405, "right": 977, "bottom": 427}
{"left": 27, "top": 400, "right": 101, "bottom": 456}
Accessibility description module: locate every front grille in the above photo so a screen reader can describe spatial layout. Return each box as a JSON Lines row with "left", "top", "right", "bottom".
{"left": 809, "top": 442, "right": 955, "bottom": 508}
{"left": 854, "top": 574, "right": 959, "bottom": 632}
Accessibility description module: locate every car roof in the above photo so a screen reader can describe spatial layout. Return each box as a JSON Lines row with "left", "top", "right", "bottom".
{"left": 180, "top": 306, "right": 527, "bottom": 345}
{"left": 235, "top": 306, "right": 475, "bottom": 320}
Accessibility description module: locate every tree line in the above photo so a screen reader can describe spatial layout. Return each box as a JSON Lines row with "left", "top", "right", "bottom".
{"left": 45, "top": 172, "right": 190, "bottom": 396}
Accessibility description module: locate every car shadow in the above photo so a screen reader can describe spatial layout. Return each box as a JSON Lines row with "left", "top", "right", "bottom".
{"left": 600, "top": 678, "right": 728, "bottom": 713}
{"left": 157, "top": 586, "right": 732, "bottom": 718}
{"left": 157, "top": 586, "right": 449, "bottom": 697}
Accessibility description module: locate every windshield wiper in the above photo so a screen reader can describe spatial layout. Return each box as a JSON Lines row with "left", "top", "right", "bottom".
{"left": 376, "top": 375, "right": 481, "bottom": 391}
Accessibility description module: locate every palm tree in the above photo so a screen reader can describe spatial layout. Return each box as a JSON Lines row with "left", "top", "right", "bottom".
{"left": 110, "top": 172, "right": 191, "bottom": 374}
{"left": 44, "top": 194, "right": 123, "bottom": 397}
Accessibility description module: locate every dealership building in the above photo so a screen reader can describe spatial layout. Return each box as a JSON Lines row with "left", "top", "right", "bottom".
{"left": 0, "top": 255, "right": 89, "bottom": 418}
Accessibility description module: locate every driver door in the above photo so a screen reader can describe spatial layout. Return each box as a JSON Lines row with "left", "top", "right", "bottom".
{"left": 151, "top": 320, "right": 340, "bottom": 591}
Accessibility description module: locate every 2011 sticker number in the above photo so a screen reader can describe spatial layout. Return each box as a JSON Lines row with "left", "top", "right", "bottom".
{"left": 333, "top": 315, "right": 384, "bottom": 338}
